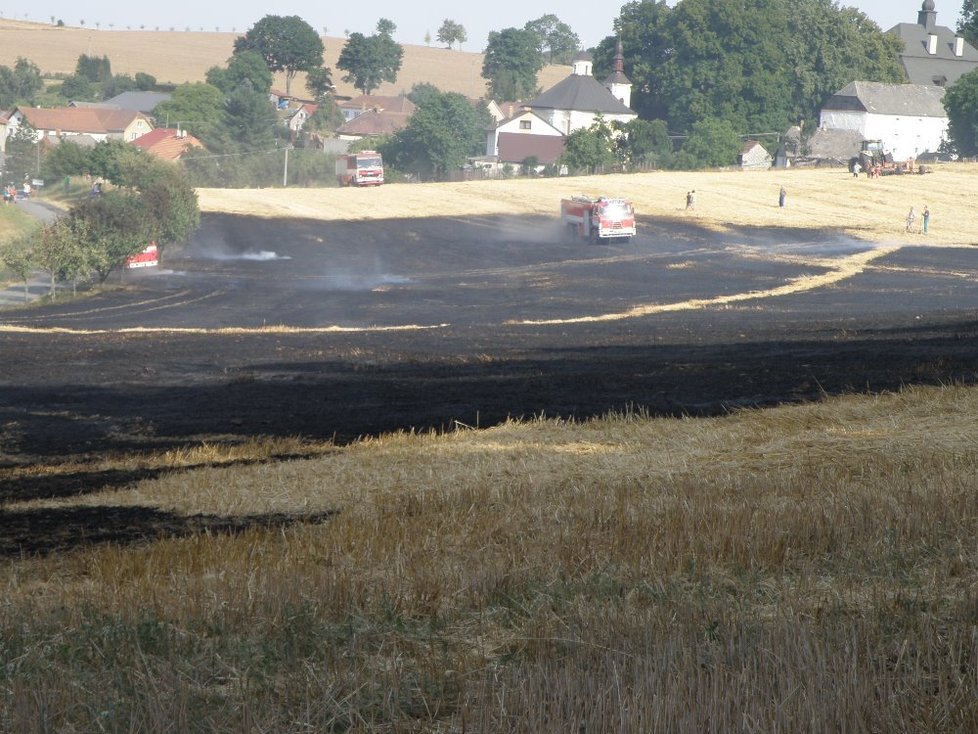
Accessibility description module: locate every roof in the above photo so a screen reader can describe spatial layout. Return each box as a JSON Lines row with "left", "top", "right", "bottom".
{"left": 17, "top": 107, "right": 151, "bottom": 134}
{"left": 807, "top": 128, "right": 864, "bottom": 161}
{"left": 339, "top": 95, "right": 416, "bottom": 115}
{"left": 526, "top": 73, "right": 634, "bottom": 115}
{"left": 102, "top": 91, "right": 173, "bottom": 114}
{"left": 822, "top": 81, "right": 947, "bottom": 117}
{"left": 335, "top": 109, "right": 411, "bottom": 137}
{"left": 497, "top": 132, "right": 565, "bottom": 165}
{"left": 131, "top": 128, "right": 204, "bottom": 160}
{"left": 741, "top": 140, "right": 769, "bottom": 155}
{"left": 888, "top": 3, "right": 978, "bottom": 86}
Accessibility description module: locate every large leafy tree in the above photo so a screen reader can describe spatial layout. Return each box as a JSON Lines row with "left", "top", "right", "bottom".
{"left": 224, "top": 82, "right": 278, "bottom": 151}
{"left": 959, "top": 0, "right": 978, "bottom": 48}
{"left": 596, "top": 0, "right": 904, "bottom": 135}
{"left": 617, "top": 118, "right": 673, "bottom": 167}
{"left": 206, "top": 50, "right": 274, "bottom": 95}
{"left": 337, "top": 25, "right": 404, "bottom": 95}
{"left": 0, "top": 57, "right": 44, "bottom": 108}
{"left": 381, "top": 90, "right": 488, "bottom": 179}
{"left": 234, "top": 15, "right": 324, "bottom": 95}
{"left": 437, "top": 19, "right": 467, "bottom": 49}
{"left": 943, "top": 68, "right": 978, "bottom": 156}
{"left": 673, "top": 117, "right": 742, "bottom": 169}
{"left": 5, "top": 122, "right": 39, "bottom": 182}
{"left": 524, "top": 14, "right": 581, "bottom": 65}
{"left": 482, "top": 27, "right": 544, "bottom": 101}
{"left": 152, "top": 83, "right": 227, "bottom": 146}
{"left": 561, "top": 117, "right": 618, "bottom": 172}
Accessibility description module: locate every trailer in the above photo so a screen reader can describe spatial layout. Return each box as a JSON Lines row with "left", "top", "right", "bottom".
{"left": 336, "top": 151, "right": 385, "bottom": 187}
{"left": 560, "top": 196, "right": 636, "bottom": 243}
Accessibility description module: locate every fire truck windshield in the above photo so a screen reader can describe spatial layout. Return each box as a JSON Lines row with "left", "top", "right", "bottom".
{"left": 358, "top": 156, "right": 382, "bottom": 168}
{"left": 598, "top": 200, "right": 630, "bottom": 219}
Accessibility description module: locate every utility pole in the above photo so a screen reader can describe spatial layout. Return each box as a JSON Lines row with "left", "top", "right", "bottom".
{"left": 283, "top": 145, "right": 289, "bottom": 187}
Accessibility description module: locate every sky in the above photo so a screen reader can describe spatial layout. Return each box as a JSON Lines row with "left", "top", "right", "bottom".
{"left": 5, "top": 1, "right": 969, "bottom": 51}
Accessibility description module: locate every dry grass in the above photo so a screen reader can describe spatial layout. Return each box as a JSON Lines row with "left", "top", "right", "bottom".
{"left": 0, "top": 19, "right": 568, "bottom": 99}
{"left": 3, "top": 385, "right": 978, "bottom": 730}
{"left": 199, "top": 163, "right": 978, "bottom": 247}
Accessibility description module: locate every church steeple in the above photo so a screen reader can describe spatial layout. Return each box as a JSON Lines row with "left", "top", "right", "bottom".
{"left": 603, "top": 39, "right": 633, "bottom": 109}
{"left": 918, "top": 0, "right": 937, "bottom": 31}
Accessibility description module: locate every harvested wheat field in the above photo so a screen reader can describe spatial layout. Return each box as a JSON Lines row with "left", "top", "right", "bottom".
{"left": 0, "top": 19, "right": 568, "bottom": 98}
{"left": 200, "top": 163, "right": 978, "bottom": 246}
{"left": 4, "top": 164, "right": 978, "bottom": 730}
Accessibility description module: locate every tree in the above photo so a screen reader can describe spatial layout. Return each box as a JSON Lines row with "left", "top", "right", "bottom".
{"left": 617, "top": 118, "right": 673, "bottom": 167}
{"left": 32, "top": 219, "right": 82, "bottom": 298}
{"left": 376, "top": 18, "right": 396, "bottom": 38}
{"left": 381, "top": 90, "right": 488, "bottom": 179}
{"left": 233, "top": 15, "right": 324, "bottom": 95}
{"left": 70, "top": 192, "right": 157, "bottom": 282}
{"left": 0, "top": 57, "right": 43, "bottom": 107}
{"left": 436, "top": 19, "right": 467, "bottom": 50}
{"left": 524, "top": 14, "right": 581, "bottom": 64}
{"left": 482, "top": 27, "right": 544, "bottom": 101}
{"left": 673, "top": 117, "right": 742, "bottom": 169}
{"left": 598, "top": 0, "right": 904, "bottom": 135}
{"left": 135, "top": 72, "right": 156, "bottom": 90}
{"left": 943, "top": 67, "right": 978, "bottom": 156}
{"left": 5, "top": 122, "right": 39, "bottom": 182}
{"left": 152, "top": 83, "right": 227, "bottom": 146}
{"left": 1, "top": 243, "right": 34, "bottom": 303}
{"left": 101, "top": 73, "right": 137, "bottom": 100}
{"left": 406, "top": 82, "right": 441, "bottom": 109}
{"left": 224, "top": 81, "right": 278, "bottom": 151}
{"left": 75, "top": 53, "right": 112, "bottom": 83}
{"left": 337, "top": 30, "right": 404, "bottom": 95}
{"left": 305, "top": 65, "right": 336, "bottom": 99}
{"left": 207, "top": 49, "right": 274, "bottom": 95}
{"left": 58, "top": 74, "right": 93, "bottom": 100}
{"left": 560, "top": 118, "right": 618, "bottom": 172}
{"left": 959, "top": 0, "right": 978, "bottom": 48}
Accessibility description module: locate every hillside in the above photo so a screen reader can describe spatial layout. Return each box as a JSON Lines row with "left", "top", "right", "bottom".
{"left": 0, "top": 19, "right": 570, "bottom": 100}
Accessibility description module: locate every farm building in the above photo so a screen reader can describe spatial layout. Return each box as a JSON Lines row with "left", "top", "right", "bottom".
{"left": 739, "top": 141, "right": 772, "bottom": 170}
{"left": 818, "top": 81, "right": 948, "bottom": 161}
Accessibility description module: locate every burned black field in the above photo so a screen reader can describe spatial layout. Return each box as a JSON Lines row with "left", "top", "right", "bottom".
{"left": 2, "top": 213, "right": 978, "bottom": 535}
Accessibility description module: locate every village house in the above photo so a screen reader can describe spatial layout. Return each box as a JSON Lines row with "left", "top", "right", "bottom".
{"left": 485, "top": 109, "right": 566, "bottom": 170}
{"left": 483, "top": 41, "right": 637, "bottom": 171}
{"left": 818, "top": 81, "right": 948, "bottom": 161}
{"left": 3, "top": 107, "right": 153, "bottom": 151}
{"left": 739, "top": 140, "right": 772, "bottom": 171}
{"left": 335, "top": 95, "right": 416, "bottom": 141}
{"left": 131, "top": 128, "right": 204, "bottom": 161}
{"left": 889, "top": 1, "right": 978, "bottom": 87}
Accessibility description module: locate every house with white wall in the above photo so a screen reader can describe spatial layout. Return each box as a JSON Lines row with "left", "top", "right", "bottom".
{"left": 521, "top": 46, "right": 637, "bottom": 136}
{"left": 4, "top": 107, "right": 153, "bottom": 149}
{"left": 485, "top": 109, "right": 565, "bottom": 167}
{"left": 818, "top": 81, "right": 947, "bottom": 161}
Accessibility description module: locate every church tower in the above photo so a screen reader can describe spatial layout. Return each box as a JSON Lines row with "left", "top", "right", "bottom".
{"left": 603, "top": 39, "right": 632, "bottom": 109}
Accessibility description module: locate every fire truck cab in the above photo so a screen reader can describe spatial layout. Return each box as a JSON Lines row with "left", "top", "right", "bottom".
{"left": 336, "top": 151, "right": 385, "bottom": 187}
{"left": 560, "top": 196, "right": 636, "bottom": 243}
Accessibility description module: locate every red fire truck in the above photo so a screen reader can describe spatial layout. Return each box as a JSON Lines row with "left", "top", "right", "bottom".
{"left": 335, "top": 151, "right": 385, "bottom": 187}
{"left": 560, "top": 196, "right": 636, "bottom": 243}
{"left": 125, "top": 242, "right": 158, "bottom": 269}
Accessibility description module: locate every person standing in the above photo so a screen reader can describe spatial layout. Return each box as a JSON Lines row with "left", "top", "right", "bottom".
{"left": 778, "top": 185, "right": 786, "bottom": 208}
{"left": 922, "top": 205, "right": 930, "bottom": 234}
{"left": 906, "top": 206, "right": 916, "bottom": 233}
{"left": 686, "top": 190, "right": 696, "bottom": 210}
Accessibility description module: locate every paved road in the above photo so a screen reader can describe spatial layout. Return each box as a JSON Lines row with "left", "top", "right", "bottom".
{"left": 0, "top": 197, "right": 65, "bottom": 307}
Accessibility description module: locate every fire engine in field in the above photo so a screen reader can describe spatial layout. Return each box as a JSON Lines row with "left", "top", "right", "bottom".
{"left": 336, "top": 151, "right": 385, "bottom": 187}
{"left": 560, "top": 196, "right": 636, "bottom": 243}
{"left": 125, "top": 242, "right": 158, "bottom": 269}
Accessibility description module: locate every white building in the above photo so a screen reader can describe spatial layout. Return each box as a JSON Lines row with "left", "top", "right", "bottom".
{"left": 818, "top": 81, "right": 948, "bottom": 161}
{"left": 484, "top": 109, "right": 565, "bottom": 165}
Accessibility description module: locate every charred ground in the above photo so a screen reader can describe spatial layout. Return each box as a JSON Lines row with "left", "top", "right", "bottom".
{"left": 2, "top": 213, "right": 978, "bottom": 553}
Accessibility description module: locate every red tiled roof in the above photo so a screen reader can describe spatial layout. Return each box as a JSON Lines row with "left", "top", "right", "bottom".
{"left": 131, "top": 128, "right": 204, "bottom": 161}
{"left": 339, "top": 95, "right": 416, "bottom": 115}
{"left": 18, "top": 107, "right": 150, "bottom": 134}
{"left": 497, "top": 132, "right": 566, "bottom": 165}
{"left": 336, "top": 109, "right": 411, "bottom": 137}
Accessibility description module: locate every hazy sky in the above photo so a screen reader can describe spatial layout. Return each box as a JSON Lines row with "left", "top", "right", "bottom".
{"left": 9, "top": 1, "right": 969, "bottom": 50}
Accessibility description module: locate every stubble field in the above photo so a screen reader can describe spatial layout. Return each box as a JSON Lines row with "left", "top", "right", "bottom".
{"left": 2, "top": 166, "right": 978, "bottom": 730}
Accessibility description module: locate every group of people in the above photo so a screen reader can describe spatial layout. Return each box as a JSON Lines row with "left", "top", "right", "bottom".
{"left": 905, "top": 205, "right": 931, "bottom": 234}
{"left": 2, "top": 183, "right": 20, "bottom": 204}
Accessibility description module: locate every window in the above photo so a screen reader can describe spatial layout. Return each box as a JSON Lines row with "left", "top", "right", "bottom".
{"left": 519, "top": 119, "right": 532, "bottom": 130}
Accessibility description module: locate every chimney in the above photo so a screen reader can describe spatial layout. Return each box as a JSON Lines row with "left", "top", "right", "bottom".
{"left": 955, "top": 36, "right": 965, "bottom": 57}
{"left": 928, "top": 33, "right": 938, "bottom": 55}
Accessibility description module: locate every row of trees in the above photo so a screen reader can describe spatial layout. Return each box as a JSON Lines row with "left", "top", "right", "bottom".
{"left": 4, "top": 141, "right": 199, "bottom": 299}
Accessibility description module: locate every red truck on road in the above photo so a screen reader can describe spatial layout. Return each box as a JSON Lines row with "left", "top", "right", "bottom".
{"left": 560, "top": 196, "right": 636, "bottom": 243}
